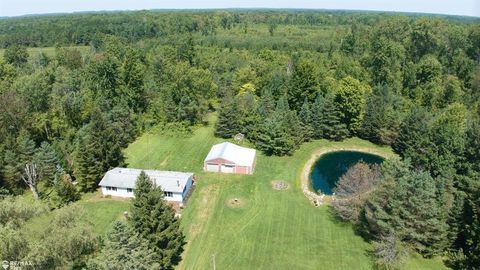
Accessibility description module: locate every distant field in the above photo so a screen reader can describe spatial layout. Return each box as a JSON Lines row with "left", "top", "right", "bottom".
{"left": 124, "top": 116, "right": 447, "bottom": 270}
{"left": 195, "top": 24, "right": 346, "bottom": 52}
{"left": 0, "top": 45, "right": 90, "bottom": 60}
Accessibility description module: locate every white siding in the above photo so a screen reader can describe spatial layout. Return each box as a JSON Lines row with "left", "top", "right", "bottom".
{"left": 101, "top": 187, "right": 186, "bottom": 203}
{"left": 101, "top": 187, "right": 135, "bottom": 198}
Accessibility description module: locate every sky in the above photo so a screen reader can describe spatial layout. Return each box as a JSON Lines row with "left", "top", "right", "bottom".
{"left": 0, "top": 0, "right": 479, "bottom": 18}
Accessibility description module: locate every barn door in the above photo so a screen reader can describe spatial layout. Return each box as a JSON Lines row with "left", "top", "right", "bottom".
{"left": 221, "top": 164, "right": 235, "bottom": 173}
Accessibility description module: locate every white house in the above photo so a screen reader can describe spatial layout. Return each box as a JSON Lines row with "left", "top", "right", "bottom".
{"left": 98, "top": 168, "right": 194, "bottom": 203}
{"left": 204, "top": 142, "right": 256, "bottom": 174}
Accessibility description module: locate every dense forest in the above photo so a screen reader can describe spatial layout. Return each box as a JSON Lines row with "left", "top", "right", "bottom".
{"left": 0, "top": 10, "right": 479, "bottom": 269}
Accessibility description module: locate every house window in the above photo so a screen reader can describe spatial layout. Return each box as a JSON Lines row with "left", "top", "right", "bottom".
{"left": 106, "top": 186, "right": 117, "bottom": 191}
{"left": 164, "top": 191, "right": 173, "bottom": 197}
{"left": 127, "top": 188, "right": 133, "bottom": 193}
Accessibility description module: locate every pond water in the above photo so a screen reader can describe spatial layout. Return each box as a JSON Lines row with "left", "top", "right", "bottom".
{"left": 310, "top": 151, "right": 384, "bottom": 195}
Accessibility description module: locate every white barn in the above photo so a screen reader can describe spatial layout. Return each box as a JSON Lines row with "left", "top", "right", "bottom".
{"left": 204, "top": 142, "right": 256, "bottom": 174}
{"left": 98, "top": 168, "right": 194, "bottom": 203}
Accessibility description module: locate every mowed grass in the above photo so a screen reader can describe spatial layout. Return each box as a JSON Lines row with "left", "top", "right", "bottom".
{"left": 125, "top": 120, "right": 448, "bottom": 270}
{"left": 24, "top": 191, "right": 130, "bottom": 240}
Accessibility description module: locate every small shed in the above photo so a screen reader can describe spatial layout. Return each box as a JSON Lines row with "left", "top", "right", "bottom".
{"left": 204, "top": 142, "right": 256, "bottom": 175}
{"left": 98, "top": 168, "right": 194, "bottom": 202}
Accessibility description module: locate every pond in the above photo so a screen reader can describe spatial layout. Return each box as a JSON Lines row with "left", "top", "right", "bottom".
{"left": 310, "top": 150, "right": 384, "bottom": 195}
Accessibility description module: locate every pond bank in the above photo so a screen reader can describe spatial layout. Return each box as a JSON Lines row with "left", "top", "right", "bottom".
{"left": 300, "top": 145, "right": 394, "bottom": 206}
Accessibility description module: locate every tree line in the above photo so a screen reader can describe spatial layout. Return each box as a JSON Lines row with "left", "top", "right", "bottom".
{"left": 0, "top": 10, "right": 478, "bottom": 269}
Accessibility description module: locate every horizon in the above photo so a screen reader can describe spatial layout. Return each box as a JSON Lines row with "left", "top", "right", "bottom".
{"left": 2, "top": 7, "right": 480, "bottom": 20}
{"left": 1, "top": 0, "right": 479, "bottom": 18}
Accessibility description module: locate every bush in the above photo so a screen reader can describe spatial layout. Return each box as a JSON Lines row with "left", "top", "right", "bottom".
{"left": 373, "top": 233, "right": 408, "bottom": 270}
{"left": 0, "top": 196, "right": 47, "bottom": 226}
{"left": 332, "top": 161, "right": 380, "bottom": 223}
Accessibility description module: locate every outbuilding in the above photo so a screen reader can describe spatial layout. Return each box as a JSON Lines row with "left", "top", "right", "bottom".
{"left": 98, "top": 168, "right": 194, "bottom": 203}
{"left": 204, "top": 142, "right": 256, "bottom": 174}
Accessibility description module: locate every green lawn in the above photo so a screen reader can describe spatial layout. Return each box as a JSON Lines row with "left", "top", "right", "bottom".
{"left": 124, "top": 119, "right": 448, "bottom": 270}
{"left": 24, "top": 191, "right": 129, "bottom": 241}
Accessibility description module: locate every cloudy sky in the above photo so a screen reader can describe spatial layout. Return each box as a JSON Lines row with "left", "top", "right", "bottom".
{"left": 1, "top": 0, "right": 479, "bottom": 17}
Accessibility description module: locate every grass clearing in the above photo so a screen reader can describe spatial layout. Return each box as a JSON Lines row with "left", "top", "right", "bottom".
{"left": 24, "top": 190, "right": 129, "bottom": 240}
{"left": 124, "top": 119, "right": 447, "bottom": 270}
{"left": 0, "top": 46, "right": 91, "bottom": 61}
{"left": 22, "top": 116, "right": 447, "bottom": 269}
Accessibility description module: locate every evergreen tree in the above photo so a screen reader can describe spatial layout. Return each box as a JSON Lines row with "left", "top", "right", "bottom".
{"left": 2, "top": 150, "right": 22, "bottom": 194}
{"left": 177, "top": 35, "right": 196, "bottom": 66}
{"left": 120, "top": 48, "right": 146, "bottom": 112}
{"left": 392, "top": 106, "right": 433, "bottom": 170}
{"left": 214, "top": 96, "right": 241, "bottom": 138}
{"left": 362, "top": 160, "right": 449, "bottom": 257}
{"left": 298, "top": 98, "right": 314, "bottom": 141}
{"left": 465, "top": 119, "right": 480, "bottom": 172}
{"left": 89, "top": 221, "right": 160, "bottom": 270}
{"left": 447, "top": 175, "right": 480, "bottom": 269}
{"left": 74, "top": 134, "right": 102, "bottom": 192}
{"left": 130, "top": 171, "right": 185, "bottom": 270}
{"left": 16, "top": 132, "right": 36, "bottom": 165}
{"left": 53, "top": 173, "right": 80, "bottom": 206}
{"left": 34, "top": 142, "right": 59, "bottom": 186}
{"left": 360, "top": 85, "right": 403, "bottom": 145}
{"left": 311, "top": 94, "right": 348, "bottom": 141}
{"left": 257, "top": 88, "right": 275, "bottom": 117}
{"left": 74, "top": 111, "right": 125, "bottom": 191}
{"left": 254, "top": 97, "right": 302, "bottom": 156}
{"left": 255, "top": 117, "right": 296, "bottom": 156}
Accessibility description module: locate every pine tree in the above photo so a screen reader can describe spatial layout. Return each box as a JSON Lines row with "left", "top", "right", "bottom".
{"left": 254, "top": 97, "right": 300, "bottom": 156}
{"left": 89, "top": 221, "right": 160, "bottom": 270}
{"left": 392, "top": 106, "right": 433, "bottom": 169}
{"left": 362, "top": 160, "right": 449, "bottom": 257}
{"left": 257, "top": 88, "right": 275, "bottom": 118}
{"left": 299, "top": 98, "right": 314, "bottom": 141}
{"left": 54, "top": 173, "right": 80, "bottom": 206}
{"left": 255, "top": 117, "right": 296, "bottom": 156}
{"left": 16, "top": 132, "right": 36, "bottom": 165}
{"left": 214, "top": 96, "right": 241, "bottom": 138}
{"left": 360, "top": 85, "right": 403, "bottom": 145}
{"left": 74, "top": 134, "right": 102, "bottom": 192}
{"left": 2, "top": 150, "right": 22, "bottom": 193}
{"left": 448, "top": 173, "right": 480, "bottom": 269}
{"left": 74, "top": 111, "right": 125, "bottom": 191}
{"left": 311, "top": 94, "right": 348, "bottom": 141}
{"left": 34, "top": 142, "right": 59, "bottom": 186}
{"left": 130, "top": 171, "right": 185, "bottom": 270}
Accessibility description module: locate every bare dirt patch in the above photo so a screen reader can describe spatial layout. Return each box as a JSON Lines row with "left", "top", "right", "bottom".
{"left": 160, "top": 155, "right": 169, "bottom": 167}
{"left": 271, "top": 180, "right": 289, "bottom": 190}
{"left": 226, "top": 197, "right": 246, "bottom": 208}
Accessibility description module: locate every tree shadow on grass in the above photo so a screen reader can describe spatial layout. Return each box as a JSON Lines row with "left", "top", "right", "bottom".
{"left": 326, "top": 205, "right": 381, "bottom": 269}
{"left": 325, "top": 204, "right": 354, "bottom": 227}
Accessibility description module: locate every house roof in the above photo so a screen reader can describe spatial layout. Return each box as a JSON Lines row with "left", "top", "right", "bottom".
{"left": 204, "top": 142, "right": 256, "bottom": 166}
{"left": 98, "top": 168, "right": 193, "bottom": 193}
